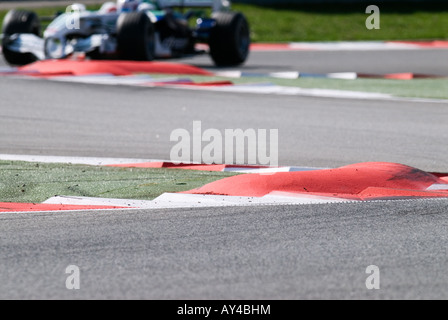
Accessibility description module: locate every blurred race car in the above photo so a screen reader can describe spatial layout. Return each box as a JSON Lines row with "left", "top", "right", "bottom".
{"left": 0, "top": 0, "right": 250, "bottom": 66}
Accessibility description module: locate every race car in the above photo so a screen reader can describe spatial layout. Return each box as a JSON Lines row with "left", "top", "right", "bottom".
{"left": 0, "top": 0, "right": 250, "bottom": 66}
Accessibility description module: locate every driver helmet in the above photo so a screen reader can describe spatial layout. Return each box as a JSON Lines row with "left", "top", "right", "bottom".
{"left": 117, "top": 0, "right": 141, "bottom": 12}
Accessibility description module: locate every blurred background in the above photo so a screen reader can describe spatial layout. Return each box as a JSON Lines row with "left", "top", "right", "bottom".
{"left": 1, "top": 0, "right": 447, "bottom": 43}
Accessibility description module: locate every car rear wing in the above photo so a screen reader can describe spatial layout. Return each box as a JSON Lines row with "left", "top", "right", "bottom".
{"left": 156, "top": 0, "right": 231, "bottom": 11}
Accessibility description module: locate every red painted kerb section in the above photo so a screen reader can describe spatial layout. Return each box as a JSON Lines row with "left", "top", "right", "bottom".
{"left": 19, "top": 60, "right": 213, "bottom": 77}
{"left": 183, "top": 162, "right": 448, "bottom": 200}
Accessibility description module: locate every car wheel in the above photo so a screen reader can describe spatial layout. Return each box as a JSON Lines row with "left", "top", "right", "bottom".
{"left": 116, "top": 12, "right": 155, "bottom": 61}
{"left": 1, "top": 10, "right": 41, "bottom": 66}
{"left": 209, "top": 12, "right": 250, "bottom": 67}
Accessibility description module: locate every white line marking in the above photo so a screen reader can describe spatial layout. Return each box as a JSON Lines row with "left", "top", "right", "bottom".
{"left": 0, "top": 154, "right": 164, "bottom": 166}
{"left": 270, "top": 71, "right": 300, "bottom": 79}
{"left": 49, "top": 74, "right": 152, "bottom": 85}
{"left": 288, "top": 41, "right": 422, "bottom": 51}
{"left": 42, "top": 196, "right": 155, "bottom": 208}
{"left": 0, "top": 67, "right": 18, "bottom": 73}
{"left": 427, "top": 184, "right": 448, "bottom": 191}
{"left": 327, "top": 72, "right": 358, "bottom": 80}
{"left": 222, "top": 166, "right": 322, "bottom": 173}
{"left": 169, "top": 83, "right": 394, "bottom": 100}
{"left": 214, "top": 71, "right": 243, "bottom": 78}
{"left": 49, "top": 74, "right": 193, "bottom": 86}
{"left": 43, "top": 192, "right": 351, "bottom": 209}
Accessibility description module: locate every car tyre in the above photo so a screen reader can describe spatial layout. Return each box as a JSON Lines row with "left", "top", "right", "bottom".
{"left": 1, "top": 10, "right": 41, "bottom": 66}
{"left": 209, "top": 12, "right": 250, "bottom": 67}
{"left": 116, "top": 12, "right": 155, "bottom": 61}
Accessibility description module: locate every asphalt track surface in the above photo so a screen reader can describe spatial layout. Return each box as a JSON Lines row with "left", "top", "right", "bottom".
{"left": 181, "top": 48, "right": 448, "bottom": 76}
{"left": 1, "top": 49, "right": 448, "bottom": 300}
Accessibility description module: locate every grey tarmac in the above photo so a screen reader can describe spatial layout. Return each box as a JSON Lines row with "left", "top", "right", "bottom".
{"left": 0, "top": 48, "right": 447, "bottom": 299}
